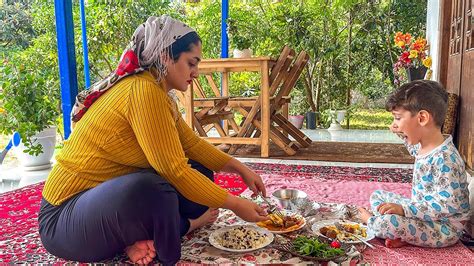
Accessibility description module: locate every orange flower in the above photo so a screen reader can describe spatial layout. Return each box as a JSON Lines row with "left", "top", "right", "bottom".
{"left": 412, "top": 37, "right": 427, "bottom": 52}
{"left": 394, "top": 32, "right": 414, "bottom": 48}
{"left": 404, "top": 33, "right": 412, "bottom": 45}
{"left": 394, "top": 32, "right": 405, "bottom": 47}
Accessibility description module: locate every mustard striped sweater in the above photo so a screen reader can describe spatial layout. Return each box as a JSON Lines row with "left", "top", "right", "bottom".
{"left": 42, "top": 71, "right": 231, "bottom": 207}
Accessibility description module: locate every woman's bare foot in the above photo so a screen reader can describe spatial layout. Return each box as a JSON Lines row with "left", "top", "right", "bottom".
{"left": 385, "top": 238, "right": 408, "bottom": 248}
{"left": 358, "top": 207, "right": 373, "bottom": 224}
{"left": 187, "top": 208, "right": 219, "bottom": 234}
{"left": 124, "top": 240, "right": 156, "bottom": 264}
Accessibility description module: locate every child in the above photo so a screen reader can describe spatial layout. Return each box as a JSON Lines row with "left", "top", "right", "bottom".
{"left": 359, "top": 80, "right": 470, "bottom": 248}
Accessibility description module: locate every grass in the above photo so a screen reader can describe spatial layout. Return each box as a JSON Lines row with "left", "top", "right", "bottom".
{"left": 233, "top": 108, "right": 392, "bottom": 130}
{"left": 233, "top": 108, "right": 391, "bottom": 130}
{"left": 346, "top": 108, "right": 393, "bottom": 130}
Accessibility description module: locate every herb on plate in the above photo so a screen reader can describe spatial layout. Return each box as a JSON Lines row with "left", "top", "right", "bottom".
{"left": 293, "top": 236, "right": 344, "bottom": 258}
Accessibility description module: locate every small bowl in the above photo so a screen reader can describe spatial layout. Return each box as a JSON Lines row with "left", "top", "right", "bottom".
{"left": 272, "top": 189, "right": 307, "bottom": 209}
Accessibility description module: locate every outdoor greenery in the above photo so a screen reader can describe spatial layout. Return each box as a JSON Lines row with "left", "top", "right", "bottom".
{"left": 227, "top": 17, "right": 252, "bottom": 50}
{"left": 0, "top": 0, "right": 427, "bottom": 154}
{"left": 1, "top": 1, "right": 60, "bottom": 155}
{"left": 347, "top": 108, "right": 393, "bottom": 130}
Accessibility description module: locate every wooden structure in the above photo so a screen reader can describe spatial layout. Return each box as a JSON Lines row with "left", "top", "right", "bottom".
{"left": 182, "top": 56, "right": 273, "bottom": 157}
{"left": 439, "top": 0, "right": 473, "bottom": 169}
{"left": 181, "top": 47, "right": 311, "bottom": 158}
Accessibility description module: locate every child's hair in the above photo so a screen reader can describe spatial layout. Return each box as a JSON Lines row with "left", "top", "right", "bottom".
{"left": 385, "top": 80, "right": 448, "bottom": 128}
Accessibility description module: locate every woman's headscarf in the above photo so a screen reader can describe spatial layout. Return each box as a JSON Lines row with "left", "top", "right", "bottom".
{"left": 71, "top": 15, "right": 195, "bottom": 124}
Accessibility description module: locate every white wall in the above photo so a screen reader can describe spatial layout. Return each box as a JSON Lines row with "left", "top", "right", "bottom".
{"left": 426, "top": 0, "right": 442, "bottom": 81}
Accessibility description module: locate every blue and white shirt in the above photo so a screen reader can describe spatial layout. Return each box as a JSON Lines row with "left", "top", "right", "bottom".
{"left": 401, "top": 136, "right": 470, "bottom": 231}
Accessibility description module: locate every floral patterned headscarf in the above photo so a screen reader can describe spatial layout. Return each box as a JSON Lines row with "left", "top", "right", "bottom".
{"left": 71, "top": 15, "right": 195, "bottom": 125}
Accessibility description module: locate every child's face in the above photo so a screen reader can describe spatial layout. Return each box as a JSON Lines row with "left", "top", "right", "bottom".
{"left": 390, "top": 107, "right": 422, "bottom": 145}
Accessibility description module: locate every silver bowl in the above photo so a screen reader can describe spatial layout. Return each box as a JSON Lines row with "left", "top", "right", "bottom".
{"left": 272, "top": 189, "right": 307, "bottom": 209}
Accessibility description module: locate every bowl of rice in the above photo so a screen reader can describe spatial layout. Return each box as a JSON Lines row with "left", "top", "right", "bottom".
{"left": 209, "top": 225, "right": 274, "bottom": 252}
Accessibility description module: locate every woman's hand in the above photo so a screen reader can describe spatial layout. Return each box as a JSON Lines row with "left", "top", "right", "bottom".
{"left": 221, "top": 158, "right": 267, "bottom": 197}
{"left": 240, "top": 170, "right": 266, "bottom": 198}
{"left": 223, "top": 195, "right": 268, "bottom": 222}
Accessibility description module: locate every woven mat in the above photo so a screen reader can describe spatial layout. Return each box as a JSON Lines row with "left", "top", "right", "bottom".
{"left": 232, "top": 141, "right": 414, "bottom": 164}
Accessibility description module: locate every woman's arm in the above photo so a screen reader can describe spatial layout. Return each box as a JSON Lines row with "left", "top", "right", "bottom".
{"left": 176, "top": 117, "right": 233, "bottom": 172}
{"left": 128, "top": 79, "right": 228, "bottom": 208}
{"left": 220, "top": 158, "right": 267, "bottom": 197}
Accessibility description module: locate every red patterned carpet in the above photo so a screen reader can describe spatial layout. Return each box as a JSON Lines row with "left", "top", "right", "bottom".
{"left": 1, "top": 163, "right": 472, "bottom": 264}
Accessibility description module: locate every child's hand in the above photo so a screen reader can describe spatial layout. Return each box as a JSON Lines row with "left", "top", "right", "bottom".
{"left": 377, "top": 203, "right": 405, "bottom": 216}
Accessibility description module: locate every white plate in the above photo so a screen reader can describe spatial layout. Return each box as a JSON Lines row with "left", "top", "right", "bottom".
{"left": 311, "top": 219, "right": 375, "bottom": 244}
{"left": 209, "top": 225, "right": 274, "bottom": 252}
{"left": 256, "top": 210, "right": 306, "bottom": 234}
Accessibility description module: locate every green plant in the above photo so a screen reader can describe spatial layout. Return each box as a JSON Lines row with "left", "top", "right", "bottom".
{"left": 289, "top": 89, "right": 309, "bottom": 116}
{"left": 227, "top": 17, "right": 252, "bottom": 50}
{"left": 0, "top": 51, "right": 60, "bottom": 156}
{"left": 0, "top": 1, "right": 36, "bottom": 49}
{"left": 319, "top": 109, "right": 332, "bottom": 128}
{"left": 293, "top": 236, "right": 344, "bottom": 258}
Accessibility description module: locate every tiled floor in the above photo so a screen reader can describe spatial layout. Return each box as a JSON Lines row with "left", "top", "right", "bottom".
{"left": 302, "top": 129, "right": 403, "bottom": 143}
{"left": 1, "top": 129, "right": 408, "bottom": 194}
{"left": 208, "top": 128, "right": 404, "bottom": 144}
{"left": 0, "top": 166, "right": 50, "bottom": 193}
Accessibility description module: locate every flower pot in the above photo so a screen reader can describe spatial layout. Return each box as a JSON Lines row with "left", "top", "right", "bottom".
{"left": 327, "top": 110, "right": 343, "bottom": 131}
{"left": 336, "top": 110, "right": 346, "bottom": 124}
{"left": 14, "top": 126, "right": 56, "bottom": 170}
{"left": 406, "top": 66, "right": 427, "bottom": 81}
{"left": 288, "top": 115, "right": 304, "bottom": 129}
{"left": 327, "top": 122, "right": 343, "bottom": 131}
{"left": 305, "top": 111, "right": 319, "bottom": 129}
{"left": 233, "top": 48, "right": 253, "bottom": 58}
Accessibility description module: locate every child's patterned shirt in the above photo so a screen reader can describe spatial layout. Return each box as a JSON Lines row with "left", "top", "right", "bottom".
{"left": 402, "top": 135, "right": 470, "bottom": 231}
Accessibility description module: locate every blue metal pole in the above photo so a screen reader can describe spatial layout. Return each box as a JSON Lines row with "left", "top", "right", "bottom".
{"left": 54, "top": 0, "right": 78, "bottom": 139}
{"left": 221, "top": 0, "right": 229, "bottom": 59}
{"left": 79, "top": 0, "right": 91, "bottom": 87}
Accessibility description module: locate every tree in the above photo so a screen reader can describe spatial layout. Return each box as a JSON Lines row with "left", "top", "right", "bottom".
{"left": 0, "top": 1, "right": 36, "bottom": 49}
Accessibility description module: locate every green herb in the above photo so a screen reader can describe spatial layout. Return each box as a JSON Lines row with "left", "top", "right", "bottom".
{"left": 293, "top": 236, "right": 344, "bottom": 258}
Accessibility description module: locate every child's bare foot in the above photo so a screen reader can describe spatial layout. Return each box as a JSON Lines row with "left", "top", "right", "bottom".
{"left": 124, "top": 240, "right": 156, "bottom": 264}
{"left": 358, "top": 207, "right": 373, "bottom": 224}
{"left": 385, "top": 238, "right": 408, "bottom": 248}
{"left": 187, "top": 208, "right": 219, "bottom": 234}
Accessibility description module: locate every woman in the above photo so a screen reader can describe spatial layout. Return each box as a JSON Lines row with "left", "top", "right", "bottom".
{"left": 39, "top": 15, "right": 268, "bottom": 265}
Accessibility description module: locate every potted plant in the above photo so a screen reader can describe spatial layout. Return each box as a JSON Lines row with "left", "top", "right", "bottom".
{"left": 227, "top": 18, "right": 253, "bottom": 58}
{"left": 0, "top": 53, "right": 60, "bottom": 168}
{"left": 393, "top": 32, "right": 432, "bottom": 86}
{"left": 288, "top": 93, "right": 308, "bottom": 129}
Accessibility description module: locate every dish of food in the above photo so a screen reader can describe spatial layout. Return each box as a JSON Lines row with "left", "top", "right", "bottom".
{"left": 274, "top": 235, "right": 350, "bottom": 262}
{"left": 256, "top": 210, "right": 306, "bottom": 233}
{"left": 311, "top": 219, "right": 375, "bottom": 244}
{"left": 209, "top": 225, "right": 274, "bottom": 252}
